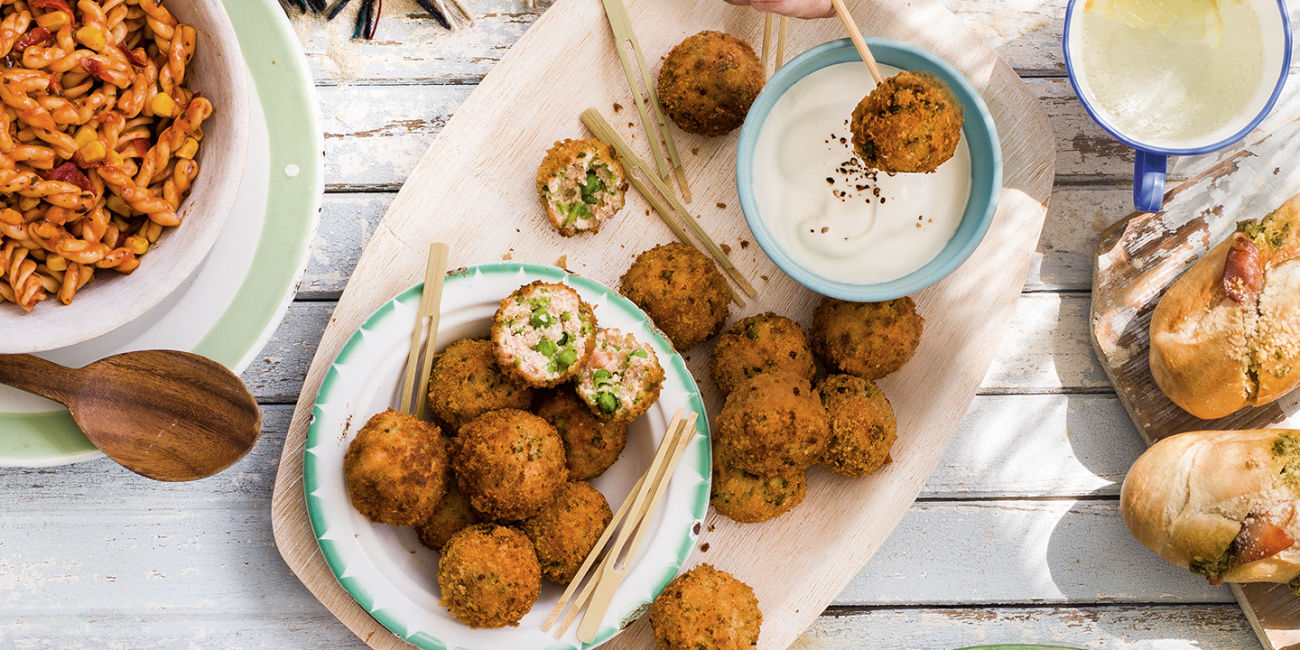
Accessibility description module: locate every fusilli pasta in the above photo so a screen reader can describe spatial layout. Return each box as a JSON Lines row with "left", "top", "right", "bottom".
{"left": 0, "top": 0, "right": 211, "bottom": 311}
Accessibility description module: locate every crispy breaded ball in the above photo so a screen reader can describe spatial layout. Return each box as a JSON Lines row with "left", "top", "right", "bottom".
{"left": 438, "top": 524, "right": 541, "bottom": 628}
{"left": 711, "top": 447, "right": 806, "bottom": 524}
{"left": 537, "top": 138, "right": 628, "bottom": 237}
{"left": 521, "top": 481, "right": 613, "bottom": 583}
{"left": 492, "top": 281, "right": 598, "bottom": 388}
{"left": 810, "top": 297, "right": 924, "bottom": 380}
{"left": 428, "top": 338, "right": 535, "bottom": 430}
{"left": 535, "top": 389, "right": 629, "bottom": 480}
{"left": 650, "top": 563, "right": 762, "bottom": 649}
{"left": 714, "top": 373, "right": 830, "bottom": 477}
{"left": 709, "top": 313, "right": 816, "bottom": 396}
{"left": 343, "top": 409, "right": 449, "bottom": 526}
{"left": 817, "top": 374, "right": 897, "bottom": 478}
{"left": 575, "top": 328, "right": 665, "bottom": 422}
{"left": 657, "top": 31, "right": 764, "bottom": 137}
{"left": 416, "top": 483, "right": 482, "bottom": 552}
{"left": 452, "top": 409, "right": 568, "bottom": 521}
{"left": 851, "top": 70, "right": 964, "bottom": 174}
{"left": 620, "top": 242, "right": 731, "bottom": 351}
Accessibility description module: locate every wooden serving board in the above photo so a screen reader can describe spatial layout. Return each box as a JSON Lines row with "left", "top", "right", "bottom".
{"left": 1090, "top": 110, "right": 1300, "bottom": 650}
{"left": 270, "top": 0, "right": 1055, "bottom": 647}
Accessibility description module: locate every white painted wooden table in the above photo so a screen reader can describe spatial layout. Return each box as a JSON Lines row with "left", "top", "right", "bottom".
{"left": 2, "top": 1, "right": 1292, "bottom": 647}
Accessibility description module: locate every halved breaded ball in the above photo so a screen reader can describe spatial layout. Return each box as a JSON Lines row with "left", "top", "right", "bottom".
{"left": 537, "top": 138, "right": 628, "bottom": 237}
{"left": 416, "top": 483, "right": 481, "bottom": 552}
{"left": 649, "top": 563, "right": 762, "bottom": 649}
{"left": 810, "top": 297, "right": 924, "bottom": 380}
{"left": 428, "top": 338, "right": 534, "bottom": 430}
{"left": 521, "top": 481, "right": 613, "bottom": 583}
{"left": 714, "top": 373, "right": 829, "bottom": 477}
{"left": 658, "top": 31, "right": 764, "bottom": 137}
{"left": 438, "top": 524, "right": 541, "bottom": 629}
{"left": 851, "top": 70, "right": 964, "bottom": 174}
{"left": 492, "top": 281, "right": 598, "bottom": 388}
{"left": 711, "top": 448, "right": 806, "bottom": 524}
{"left": 343, "top": 409, "right": 449, "bottom": 526}
{"left": 575, "top": 328, "right": 666, "bottom": 422}
{"left": 620, "top": 242, "right": 731, "bottom": 351}
{"left": 709, "top": 313, "right": 816, "bottom": 397}
{"left": 817, "top": 374, "right": 898, "bottom": 478}
{"left": 535, "top": 389, "right": 629, "bottom": 480}
{"left": 451, "top": 409, "right": 568, "bottom": 521}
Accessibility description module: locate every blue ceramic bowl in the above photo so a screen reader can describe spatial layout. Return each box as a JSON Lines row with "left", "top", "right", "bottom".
{"left": 736, "top": 38, "right": 1002, "bottom": 301}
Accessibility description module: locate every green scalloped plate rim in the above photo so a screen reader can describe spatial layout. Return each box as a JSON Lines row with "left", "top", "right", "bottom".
{"left": 304, "top": 262, "right": 712, "bottom": 650}
{"left": 0, "top": 0, "right": 324, "bottom": 465}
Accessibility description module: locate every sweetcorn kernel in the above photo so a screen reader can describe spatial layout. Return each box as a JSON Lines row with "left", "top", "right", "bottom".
{"left": 124, "top": 235, "right": 148, "bottom": 256}
{"left": 36, "top": 12, "right": 69, "bottom": 30}
{"left": 75, "top": 25, "right": 106, "bottom": 52}
{"left": 79, "top": 140, "right": 106, "bottom": 162}
{"left": 150, "top": 93, "right": 176, "bottom": 117}
{"left": 176, "top": 137, "right": 198, "bottom": 160}
{"left": 74, "top": 126, "right": 97, "bottom": 147}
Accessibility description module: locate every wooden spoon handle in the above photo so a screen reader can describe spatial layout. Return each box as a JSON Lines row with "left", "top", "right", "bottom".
{"left": 0, "top": 354, "right": 80, "bottom": 405}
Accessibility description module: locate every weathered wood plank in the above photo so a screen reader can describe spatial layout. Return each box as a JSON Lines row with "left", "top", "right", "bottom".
{"left": 0, "top": 604, "right": 1256, "bottom": 649}
{"left": 831, "top": 500, "right": 1233, "bottom": 606}
{"left": 290, "top": 0, "right": 1297, "bottom": 84}
{"left": 800, "top": 604, "right": 1255, "bottom": 649}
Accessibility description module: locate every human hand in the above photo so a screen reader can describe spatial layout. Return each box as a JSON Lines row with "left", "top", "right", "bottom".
{"left": 723, "top": 0, "right": 834, "bottom": 19}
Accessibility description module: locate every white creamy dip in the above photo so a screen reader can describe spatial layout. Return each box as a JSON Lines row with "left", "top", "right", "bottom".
{"left": 752, "top": 62, "right": 971, "bottom": 285}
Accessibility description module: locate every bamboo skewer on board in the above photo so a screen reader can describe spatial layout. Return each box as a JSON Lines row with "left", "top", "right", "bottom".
{"left": 398, "top": 243, "right": 450, "bottom": 420}
{"left": 582, "top": 107, "right": 756, "bottom": 302}
{"left": 761, "top": 13, "right": 773, "bottom": 74}
{"left": 776, "top": 16, "right": 789, "bottom": 68}
{"left": 542, "top": 410, "right": 698, "bottom": 640}
{"left": 600, "top": 0, "right": 693, "bottom": 203}
{"left": 830, "top": 0, "right": 886, "bottom": 84}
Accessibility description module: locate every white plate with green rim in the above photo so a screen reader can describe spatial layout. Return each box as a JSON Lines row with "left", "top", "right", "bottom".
{"left": 305, "top": 262, "right": 711, "bottom": 650}
{"left": 0, "top": 0, "right": 324, "bottom": 467}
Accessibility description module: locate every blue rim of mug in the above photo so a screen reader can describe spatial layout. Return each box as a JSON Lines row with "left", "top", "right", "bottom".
{"left": 1061, "top": 0, "right": 1293, "bottom": 156}
{"left": 735, "top": 38, "right": 1002, "bottom": 302}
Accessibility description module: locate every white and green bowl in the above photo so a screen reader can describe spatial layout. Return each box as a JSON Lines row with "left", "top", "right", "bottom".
{"left": 305, "top": 262, "right": 711, "bottom": 650}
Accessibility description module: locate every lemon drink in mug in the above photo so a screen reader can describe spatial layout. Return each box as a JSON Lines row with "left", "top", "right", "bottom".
{"left": 1064, "top": 0, "right": 1292, "bottom": 212}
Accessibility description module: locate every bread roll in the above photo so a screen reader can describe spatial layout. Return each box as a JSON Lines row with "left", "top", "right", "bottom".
{"left": 1149, "top": 194, "right": 1300, "bottom": 419}
{"left": 1121, "top": 429, "right": 1300, "bottom": 590}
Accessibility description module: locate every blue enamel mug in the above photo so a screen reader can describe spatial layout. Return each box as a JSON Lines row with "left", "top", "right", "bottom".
{"left": 1062, "top": 0, "right": 1292, "bottom": 212}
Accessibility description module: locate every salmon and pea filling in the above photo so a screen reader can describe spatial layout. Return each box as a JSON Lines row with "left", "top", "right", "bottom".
{"left": 492, "top": 281, "right": 597, "bottom": 387}
{"left": 576, "top": 328, "right": 665, "bottom": 421}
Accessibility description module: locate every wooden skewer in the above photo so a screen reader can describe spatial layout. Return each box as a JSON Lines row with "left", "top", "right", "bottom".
{"left": 543, "top": 409, "right": 687, "bottom": 637}
{"left": 600, "top": 0, "right": 692, "bottom": 203}
{"left": 576, "top": 412, "right": 697, "bottom": 642}
{"left": 776, "top": 16, "right": 789, "bottom": 69}
{"left": 761, "top": 13, "right": 773, "bottom": 76}
{"left": 582, "top": 108, "right": 757, "bottom": 300}
{"left": 830, "top": 0, "right": 885, "bottom": 84}
{"left": 398, "top": 243, "right": 450, "bottom": 419}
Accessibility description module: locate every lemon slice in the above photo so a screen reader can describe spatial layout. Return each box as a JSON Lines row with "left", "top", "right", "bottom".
{"left": 1084, "top": 0, "right": 1226, "bottom": 45}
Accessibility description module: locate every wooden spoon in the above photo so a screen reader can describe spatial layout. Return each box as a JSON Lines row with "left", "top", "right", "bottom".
{"left": 0, "top": 351, "right": 261, "bottom": 481}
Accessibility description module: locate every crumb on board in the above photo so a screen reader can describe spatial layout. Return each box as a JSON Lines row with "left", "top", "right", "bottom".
{"left": 693, "top": 522, "right": 701, "bottom": 535}
{"left": 700, "top": 543, "right": 711, "bottom": 552}
{"left": 760, "top": 274, "right": 769, "bottom": 282}
{"left": 556, "top": 255, "right": 567, "bottom": 268}
{"left": 740, "top": 240, "right": 750, "bottom": 249}
{"left": 721, "top": 243, "right": 732, "bottom": 255}
{"left": 708, "top": 524, "right": 716, "bottom": 532}
{"left": 613, "top": 102, "right": 623, "bottom": 112}
{"left": 502, "top": 249, "right": 514, "bottom": 260}
{"left": 716, "top": 202, "right": 726, "bottom": 209}
{"left": 628, "top": 122, "right": 634, "bottom": 128}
